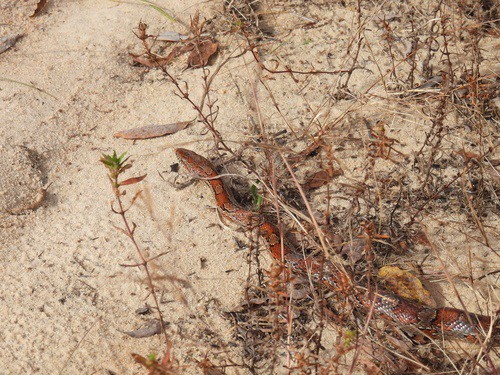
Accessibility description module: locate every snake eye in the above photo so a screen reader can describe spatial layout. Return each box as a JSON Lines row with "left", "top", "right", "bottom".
{"left": 171, "top": 163, "right": 180, "bottom": 173}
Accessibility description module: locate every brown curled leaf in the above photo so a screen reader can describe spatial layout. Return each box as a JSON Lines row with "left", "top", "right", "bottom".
{"left": 410, "top": 230, "right": 431, "bottom": 246}
{"left": 187, "top": 39, "right": 218, "bottom": 68}
{"left": 303, "top": 170, "right": 329, "bottom": 190}
{"left": 378, "top": 266, "right": 435, "bottom": 307}
{"left": 120, "top": 174, "right": 147, "bottom": 186}
{"left": 132, "top": 352, "right": 177, "bottom": 373}
{"left": 114, "top": 121, "right": 191, "bottom": 140}
{"left": 131, "top": 353, "right": 151, "bottom": 367}
{"left": 130, "top": 44, "right": 194, "bottom": 68}
{"left": 122, "top": 319, "right": 162, "bottom": 338}
{"left": 198, "top": 358, "right": 225, "bottom": 375}
{"left": 302, "top": 168, "right": 343, "bottom": 191}
{"left": 0, "top": 34, "right": 23, "bottom": 55}
{"left": 30, "top": 0, "right": 48, "bottom": 17}
{"left": 129, "top": 52, "right": 171, "bottom": 68}
{"left": 164, "top": 44, "right": 194, "bottom": 62}
{"left": 454, "top": 149, "right": 482, "bottom": 162}
{"left": 338, "top": 238, "right": 366, "bottom": 264}
{"left": 131, "top": 353, "right": 164, "bottom": 371}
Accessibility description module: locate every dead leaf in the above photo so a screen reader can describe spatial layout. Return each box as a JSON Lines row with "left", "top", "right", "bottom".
{"left": 132, "top": 353, "right": 168, "bottom": 374}
{"left": 30, "top": 0, "right": 48, "bottom": 17}
{"left": 157, "top": 31, "right": 190, "bottom": 42}
{"left": 190, "top": 10, "right": 203, "bottom": 37}
{"left": 187, "top": 39, "right": 218, "bottom": 68}
{"left": 378, "top": 266, "right": 435, "bottom": 307}
{"left": 0, "top": 34, "right": 23, "bottom": 55}
{"left": 114, "top": 121, "right": 191, "bottom": 140}
{"left": 131, "top": 353, "right": 151, "bottom": 367}
{"left": 198, "top": 358, "right": 225, "bottom": 375}
{"left": 410, "top": 230, "right": 431, "bottom": 246}
{"left": 302, "top": 168, "right": 343, "bottom": 191}
{"left": 122, "top": 319, "right": 162, "bottom": 338}
{"left": 338, "top": 238, "right": 366, "bottom": 264}
{"left": 120, "top": 174, "right": 147, "bottom": 186}
{"left": 130, "top": 44, "right": 194, "bottom": 68}
{"left": 133, "top": 341, "right": 179, "bottom": 374}
{"left": 304, "top": 170, "right": 329, "bottom": 190}
{"left": 135, "top": 306, "right": 151, "bottom": 315}
{"left": 165, "top": 44, "right": 194, "bottom": 62}
{"left": 129, "top": 52, "right": 171, "bottom": 68}
{"left": 157, "top": 31, "right": 210, "bottom": 42}
{"left": 454, "top": 149, "right": 482, "bottom": 161}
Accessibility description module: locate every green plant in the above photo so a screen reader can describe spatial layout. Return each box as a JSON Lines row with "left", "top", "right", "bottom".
{"left": 101, "top": 151, "right": 176, "bottom": 372}
{"left": 250, "top": 182, "right": 263, "bottom": 210}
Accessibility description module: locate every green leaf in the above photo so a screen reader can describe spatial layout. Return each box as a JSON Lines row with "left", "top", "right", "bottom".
{"left": 100, "top": 151, "right": 130, "bottom": 172}
{"left": 250, "top": 183, "right": 263, "bottom": 210}
{"left": 344, "top": 329, "right": 357, "bottom": 347}
{"left": 118, "top": 151, "right": 128, "bottom": 163}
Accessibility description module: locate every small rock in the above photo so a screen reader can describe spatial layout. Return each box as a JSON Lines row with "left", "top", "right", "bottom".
{"left": 0, "top": 145, "right": 45, "bottom": 214}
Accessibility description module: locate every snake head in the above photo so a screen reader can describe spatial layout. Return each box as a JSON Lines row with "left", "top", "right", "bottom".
{"left": 175, "top": 148, "right": 218, "bottom": 179}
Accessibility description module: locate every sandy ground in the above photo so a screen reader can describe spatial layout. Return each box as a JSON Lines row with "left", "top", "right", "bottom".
{"left": 1, "top": 0, "right": 498, "bottom": 374}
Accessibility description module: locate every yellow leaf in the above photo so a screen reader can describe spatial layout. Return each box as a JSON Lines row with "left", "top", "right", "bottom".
{"left": 378, "top": 266, "right": 435, "bottom": 307}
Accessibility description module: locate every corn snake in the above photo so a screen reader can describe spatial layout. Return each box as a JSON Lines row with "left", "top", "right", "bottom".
{"left": 175, "top": 148, "right": 497, "bottom": 343}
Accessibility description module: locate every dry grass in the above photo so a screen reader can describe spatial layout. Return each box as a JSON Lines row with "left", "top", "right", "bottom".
{"left": 114, "top": 0, "right": 499, "bottom": 373}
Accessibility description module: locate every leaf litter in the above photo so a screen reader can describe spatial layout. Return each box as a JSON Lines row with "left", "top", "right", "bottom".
{"left": 122, "top": 319, "right": 164, "bottom": 338}
{"left": 130, "top": 11, "right": 218, "bottom": 69}
{"left": 0, "top": 34, "right": 23, "bottom": 55}
{"left": 30, "top": 0, "right": 48, "bottom": 17}
{"left": 114, "top": 121, "right": 192, "bottom": 140}
{"left": 378, "top": 266, "right": 435, "bottom": 306}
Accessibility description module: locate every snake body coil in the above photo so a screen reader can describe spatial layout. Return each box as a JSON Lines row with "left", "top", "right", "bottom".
{"left": 176, "top": 148, "right": 497, "bottom": 343}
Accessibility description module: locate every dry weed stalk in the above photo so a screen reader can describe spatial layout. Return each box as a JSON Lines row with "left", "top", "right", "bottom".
{"left": 100, "top": 152, "right": 179, "bottom": 373}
